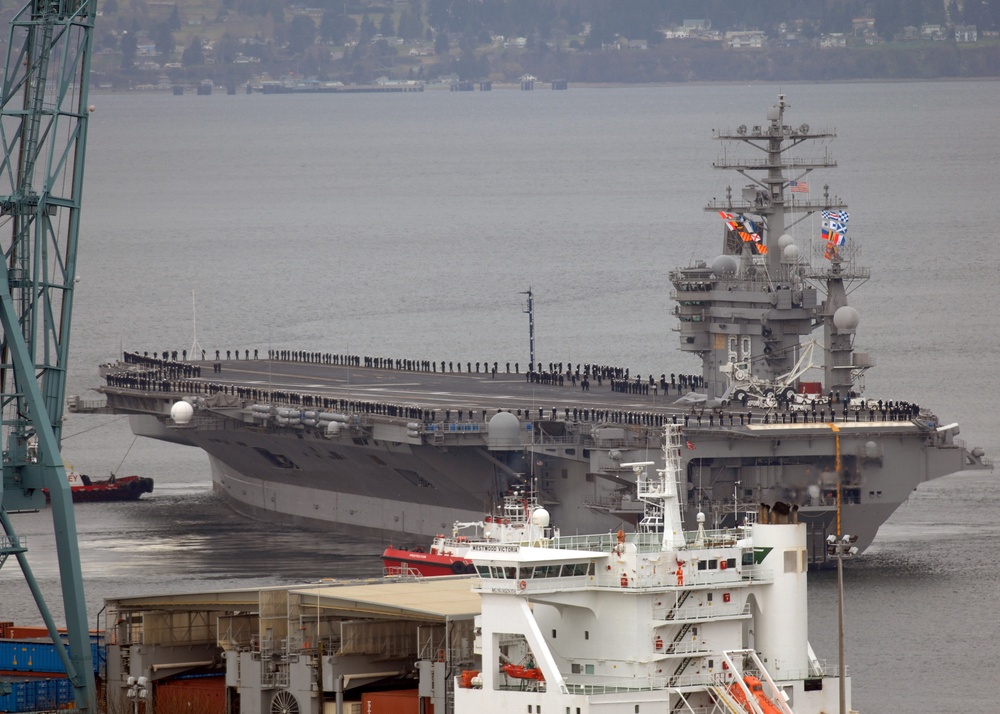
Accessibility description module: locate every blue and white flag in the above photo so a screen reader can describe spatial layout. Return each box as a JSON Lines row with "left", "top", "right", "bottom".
{"left": 821, "top": 210, "right": 849, "bottom": 245}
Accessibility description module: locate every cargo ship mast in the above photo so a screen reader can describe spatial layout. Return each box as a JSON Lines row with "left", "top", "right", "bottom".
{"left": 0, "top": 0, "right": 97, "bottom": 710}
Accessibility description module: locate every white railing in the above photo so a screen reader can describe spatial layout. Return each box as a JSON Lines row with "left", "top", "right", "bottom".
{"left": 655, "top": 640, "right": 711, "bottom": 656}
{"left": 654, "top": 602, "right": 750, "bottom": 623}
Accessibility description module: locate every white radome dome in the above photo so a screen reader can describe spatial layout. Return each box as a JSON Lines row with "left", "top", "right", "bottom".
{"left": 170, "top": 400, "right": 194, "bottom": 425}
{"left": 711, "top": 255, "right": 738, "bottom": 276}
{"left": 531, "top": 508, "right": 550, "bottom": 527}
{"left": 487, "top": 411, "right": 520, "bottom": 448}
{"left": 833, "top": 305, "right": 861, "bottom": 331}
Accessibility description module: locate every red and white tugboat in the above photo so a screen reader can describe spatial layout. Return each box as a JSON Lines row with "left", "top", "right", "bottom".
{"left": 44, "top": 469, "right": 154, "bottom": 503}
{"left": 382, "top": 482, "right": 558, "bottom": 576}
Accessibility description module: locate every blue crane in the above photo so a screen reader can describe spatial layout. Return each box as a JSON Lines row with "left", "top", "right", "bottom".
{"left": 0, "top": 0, "right": 97, "bottom": 710}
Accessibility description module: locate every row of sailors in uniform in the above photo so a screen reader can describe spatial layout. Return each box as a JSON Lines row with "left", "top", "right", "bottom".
{"left": 107, "top": 368, "right": 701, "bottom": 407}
{"left": 121, "top": 351, "right": 203, "bottom": 378}
{"left": 685, "top": 406, "right": 919, "bottom": 427}
{"left": 121, "top": 349, "right": 707, "bottom": 394}
{"left": 117, "top": 350, "right": 703, "bottom": 399}
{"left": 103, "top": 371, "right": 921, "bottom": 428}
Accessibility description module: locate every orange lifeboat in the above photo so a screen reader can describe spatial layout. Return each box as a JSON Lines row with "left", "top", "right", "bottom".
{"left": 728, "top": 675, "right": 783, "bottom": 714}
{"left": 501, "top": 664, "right": 545, "bottom": 681}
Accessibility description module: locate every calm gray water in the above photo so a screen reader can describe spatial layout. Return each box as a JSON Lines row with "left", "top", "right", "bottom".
{"left": 2, "top": 82, "right": 999, "bottom": 713}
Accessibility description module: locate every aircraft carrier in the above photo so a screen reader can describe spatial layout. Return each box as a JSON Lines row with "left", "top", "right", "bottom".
{"left": 95, "top": 95, "right": 991, "bottom": 566}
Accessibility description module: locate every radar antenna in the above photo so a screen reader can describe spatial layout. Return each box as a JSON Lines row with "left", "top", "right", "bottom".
{"left": 0, "top": 0, "right": 97, "bottom": 710}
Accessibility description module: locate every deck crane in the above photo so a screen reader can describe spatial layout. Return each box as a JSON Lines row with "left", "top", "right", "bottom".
{"left": 0, "top": 0, "right": 97, "bottom": 711}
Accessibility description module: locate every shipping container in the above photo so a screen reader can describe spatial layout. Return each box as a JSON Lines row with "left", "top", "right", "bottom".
{"left": 3, "top": 629, "right": 48, "bottom": 642}
{"left": 325, "top": 701, "right": 362, "bottom": 714}
{"left": 0, "top": 642, "right": 62, "bottom": 674}
{"left": 0, "top": 675, "right": 74, "bottom": 712}
{"left": 4, "top": 627, "right": 100, "bottom": 641}
{"left": 155, "top": 675, "right": 225, "bottom": 714}
{"left": 0, "top": 639, "right": 103, "bottom": 675}
{"left": 361, "top": 690, "right": 433, "bottom": 714}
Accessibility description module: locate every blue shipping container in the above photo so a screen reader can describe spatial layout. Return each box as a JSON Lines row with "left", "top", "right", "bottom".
{"left": 0, "top": 642, "right": 60, "bottom": 674}
{"left": 0, "top": 676, "right": 75, "bottom": 712}
{"left": 0, "top": 639, "right": 103, "bottom": 675}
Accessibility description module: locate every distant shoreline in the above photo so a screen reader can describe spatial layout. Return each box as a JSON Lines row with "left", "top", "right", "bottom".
{"left": 91, "top": 75, "right": 1000, "bottom": 94}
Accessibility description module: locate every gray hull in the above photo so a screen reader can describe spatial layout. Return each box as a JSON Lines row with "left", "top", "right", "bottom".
{"left": 128, "top": 409, "right": 981, "bottom": 566}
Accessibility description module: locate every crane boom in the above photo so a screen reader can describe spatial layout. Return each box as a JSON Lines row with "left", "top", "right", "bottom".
{"left": 0, "top": 0, "right": 97, "bottom": 710}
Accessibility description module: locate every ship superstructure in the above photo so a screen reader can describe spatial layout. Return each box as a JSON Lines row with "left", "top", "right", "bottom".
{"left": 682, "top": 93, "right": 867, "bottom": 402}
{"left": 101, "top": 427, "right": 851, "bottom": 714}
{"left": 94, "top": 97, "right": 991, "bottom": 567}
{"left": 456, "top": 425, "right": 847, "bottom": 714}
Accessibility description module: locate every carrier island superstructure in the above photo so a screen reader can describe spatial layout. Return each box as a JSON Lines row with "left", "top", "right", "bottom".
{"left": 94, "top": 96, "right": 991, "bottom": 567}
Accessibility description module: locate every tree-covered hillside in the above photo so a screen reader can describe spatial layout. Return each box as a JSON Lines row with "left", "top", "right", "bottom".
{"left": 49, "top": 0, "right": 1000, "bottom": 87}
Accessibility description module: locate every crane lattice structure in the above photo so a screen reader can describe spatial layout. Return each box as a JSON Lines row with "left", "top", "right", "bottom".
{"left": 0, "top": 0, "right": 97, "bottom": 711}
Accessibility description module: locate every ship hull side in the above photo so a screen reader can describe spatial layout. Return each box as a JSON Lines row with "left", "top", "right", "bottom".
{"left": 128, "top": 411, "right": 977, "bottom": 565}
{"left": 208, "top": 453, "right": 492, "bottom": 541}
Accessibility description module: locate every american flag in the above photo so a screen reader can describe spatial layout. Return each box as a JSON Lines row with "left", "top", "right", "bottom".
{"left": 790, "top": 180, "right": 809, "bottom": 193}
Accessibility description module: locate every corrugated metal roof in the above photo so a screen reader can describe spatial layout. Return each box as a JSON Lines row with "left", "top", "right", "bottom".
{"left": 106, "top": 587, "right": 266, "bottom": 611}
{"left": 105, "top": 576, "right": 481, "bottom": 621}
{"left": 290, "top": 576, "right": 480, "bottom": 620}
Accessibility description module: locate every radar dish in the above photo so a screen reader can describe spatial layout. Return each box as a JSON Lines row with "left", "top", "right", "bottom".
{"left": 782, "top": 244, "right": 800, "bottom": 262}
{"left": 737, "top": 124, "right": 747, "bottom": 135}
{"left": 799, "top": 123, "right": 810, "bottom": 134}
{"left": 833, "top": 305, "right": 860, "bottom": 331}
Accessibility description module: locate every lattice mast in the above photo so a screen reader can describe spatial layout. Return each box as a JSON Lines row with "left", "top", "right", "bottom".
{"left": 679, "top": 94, "right": 866, "bottom": 398}
{"left": 0, "top": 0, "right": 97, "bottom": 710}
